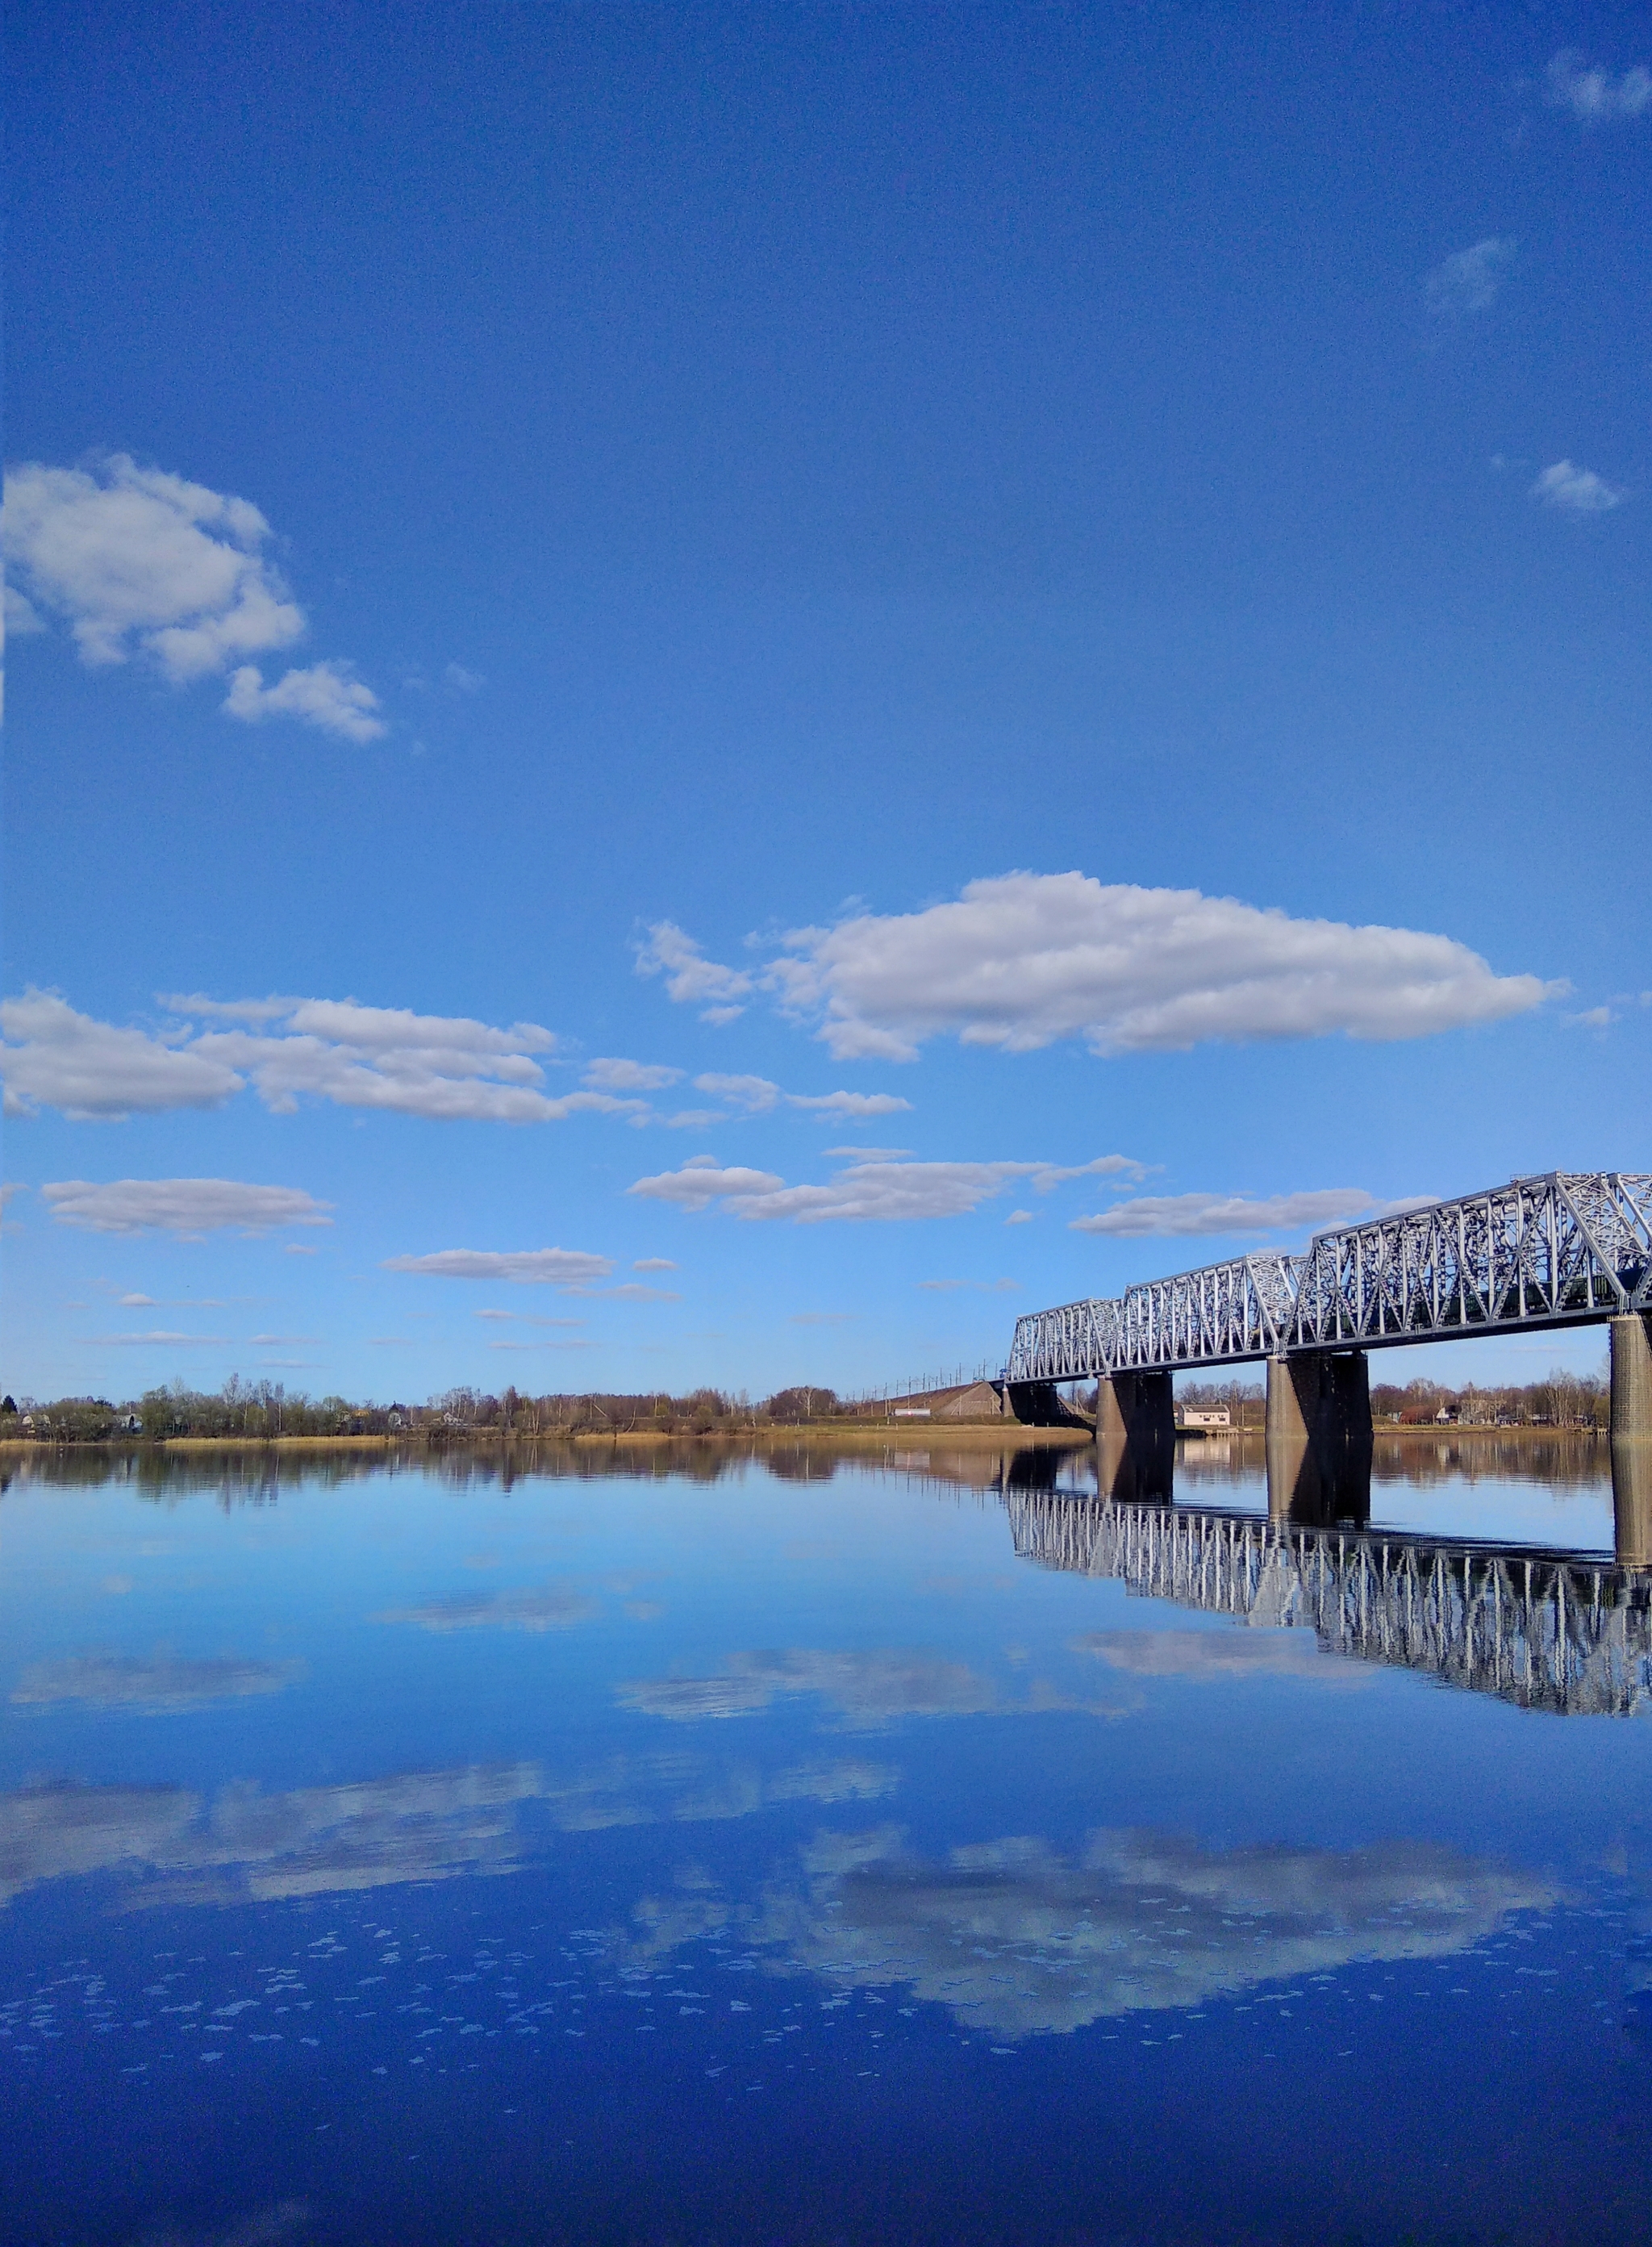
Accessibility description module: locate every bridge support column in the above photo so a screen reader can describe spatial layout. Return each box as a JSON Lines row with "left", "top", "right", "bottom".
{"left": 1267, "top": 1352, "right": 1372, "bottom": 1527}
{"left": 1610, "top": 1315, "right": 1652, "bottom": 1442}
{"left": 1096, "top": 1371, "right": 1174, "bottom": 1502}
{"left": 1098, "top": 1371, "right": 1175, "bottom": 1449}
{"left": 1612, "top": 1317, "right": 1652, "bottom": 1568}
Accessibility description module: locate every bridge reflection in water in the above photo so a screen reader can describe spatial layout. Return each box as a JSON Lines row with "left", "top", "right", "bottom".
{"left": 1003, "top": 1479, "right": 1652, "bottom": 1718}
{"left": 1087, "top": 1414, "right": 1652, "bottom": 1568}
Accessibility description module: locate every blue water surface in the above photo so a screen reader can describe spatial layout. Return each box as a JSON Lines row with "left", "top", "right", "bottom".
{"left": 2, "top": 1436, "right": 1650, "bottom": 2246}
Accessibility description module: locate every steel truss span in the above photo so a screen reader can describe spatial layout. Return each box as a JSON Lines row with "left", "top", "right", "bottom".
{"left": 1006, "top": 1171, "right": 1652, "bottom": 1382}
{"left": 1007, "top": 1492, "right": 1652, "bottom": 1717}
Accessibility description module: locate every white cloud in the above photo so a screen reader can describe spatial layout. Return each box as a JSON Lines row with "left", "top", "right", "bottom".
{"left": 629, "top": 1151, "right": 1139, "bottom": 1224}
{"left": 1425, "top": 237, "right": 1516, "bottom": 315}
{"left": 695, "top": 1071, "right": 780, "bottom": 1113}
{"left": 633, "top": 1257, "right": 678, "bottom": 1272}
{"left": 1005, "top": 1209, "right": 1035, "bottom": 1225}
{"left": 223, "top": 659, "right": 385, "bottom": 742}
{"left": 473, "top": 1309, "right": 586, "bottom": 1326}
{"left": 1546, "top": 49, "right": 1652, "bottom": 122}
{"left": 5, "top": 583, "right": 44, "bottom": 634}
{"left": 825, "top": 1144, "right": 913, "bottom": 1159}
{"left": 584, "top": 1057, "right": 683, "bottom": 1092}
{"left": 786, "top": 1089, "right": 913, "bottom": 1118}
{"left": 672, "top": 874, "right": 1550, "bottom": 1060}
{"left": 444, "top": 662, "right": 485, "bottom": 692}
{"left": 1, "top": 989, "right": 244, "bottom": 1119}
{"left": 3, "top": 453, "right": 379, "bottom": 738}
{"left": 2, "top": 989, "right": 650, "bottom": 1127}
{"left": 44, "top": 1178, "right": 333, "bottom": 1235}
{"left": 1531, "top": 460, "right": 1625, "bottom": 515}
{"left": 1071, "top": 1188, "right": 1375, "bottom": 1238}
{"left": 3, "top": 456, "right": 302, "bottom": 676}
{"left": 661, "top": 1108, "right": 726, "bottom": 1129}
{"left": 628, "top": 1158, "right": 786, "bottom": 1213}
{"left": 635, "top": 922, "right": 753, "bottom": 1021}
{"left": 382, "top": 1247, "right": 615, "bottom": 1286}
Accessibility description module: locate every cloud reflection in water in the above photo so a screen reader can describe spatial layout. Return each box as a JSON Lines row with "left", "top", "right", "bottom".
{"left": 748, "top": 1826, "right": 1555, "bottom": 2036}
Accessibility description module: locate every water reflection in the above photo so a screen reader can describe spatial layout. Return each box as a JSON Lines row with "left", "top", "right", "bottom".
{"left": 1010, "top": 1489, "right": 1652, "bottom": 1714}
{"left": 0, "top": 1755, "right": 902, "bottom": 1912}
{"left": 4, "top": 1443, "right": 1651, "bottom": 2246}
{"left": 749, "top": 1826, "right": 1555, "bottom": 2038}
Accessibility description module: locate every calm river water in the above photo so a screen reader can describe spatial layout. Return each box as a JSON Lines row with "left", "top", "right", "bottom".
{"left": 3, "top": 1436, "right": 1650, "bottom": 2245}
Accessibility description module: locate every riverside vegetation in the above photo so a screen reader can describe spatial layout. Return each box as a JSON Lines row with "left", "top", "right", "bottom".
{"left": 0, "top": 1364, "right": 1613, "bottom": 1446}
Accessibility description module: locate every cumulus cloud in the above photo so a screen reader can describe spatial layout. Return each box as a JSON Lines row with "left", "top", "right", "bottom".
{"left": 1531, "top": 461, "right": 1625, "bottom": 515}
{"left": 1071, "top": 1187, "right": 1375, "bottom": 1238}
{"left": 617, "top": 1648, "right": 1000, "bottom": 1727}
{"left": 633, "top": 1257, "right": 678, "bottom": 1272}
{"left": 695, "top": 1071, "right": 780, "bottom": 1113}
{"left": 1, "top": 989, "right": 244, "bottom": 1119}
{"left": 636, "top": 922, "right": 753, "bottom": 1022}
{"left": 653, "top": 875, "right": 1551, "bottom": 1061}
{"left": 1425, "top": 237, "right": 1516, "bottom": 316}
{"left": 12, "top": 1652, "right": 303, "bottom": 1711}
{"left": 761, "top": 1827, "right": 1554, "bottom": 2038}
{"left": 629, "top": 1159, "right": 788, "bottom": 1213}
{"left": 2, "top": 453, "right": 382, "bottom": 740}
{"left": 189, "top": 997, "right": 587, "bottom": 1121}
{"left": 1546, "top": 49, "right": 1652, "bottom": 122}
{"left": 584, "top": 1057, "right": 683, "bottom": 1092}
{"left": 382, "top": 1247, "right": 614, "bottom": 1286}
{"left": 630, "top": 1151, "right": 1143, "bottom": 1225}
{"left": 223, "top": 659, "right": 384, "bottom": 743}
{"left": 2, "top": 989, "right": 647, "bottom": 1127}
{"left": 377, "top": 1585, "right": 598, "bottom": 1634}
{"left": 786, "top": 1090, "right": 913, "bottom": 1118}
{"left": 44, "top": 1178, "right": 333, "bottom": 1235}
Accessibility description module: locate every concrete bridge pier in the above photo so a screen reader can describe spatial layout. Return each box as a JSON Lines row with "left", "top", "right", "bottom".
{"left": 1611, "top": 1314, "right": 1652, "bottom": 1439}
{"left": 1612, "top": 1316, "right": 1652, "bottom": 1566}
{"left": 1266, "top": 1351, "right": 1373, "bottom": 1528}
{"left": 1096, "top": 1371, "right": 1175, "bottom": 1502}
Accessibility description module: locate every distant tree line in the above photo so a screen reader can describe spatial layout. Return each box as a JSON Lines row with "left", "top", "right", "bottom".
{"left": 1174, "top": 1370, "right": 1608, "bottom": 1430}
{"left": 0, "top": 1376, "right": 868, "bottom": 1443}
{"left": 0, "top": 1365, "right": 1612, "bottom": 1443}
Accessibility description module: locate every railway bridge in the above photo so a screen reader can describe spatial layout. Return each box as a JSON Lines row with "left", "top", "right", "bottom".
{"left": 1003, "top": 1171, "right": 1652, "bottom": 1509}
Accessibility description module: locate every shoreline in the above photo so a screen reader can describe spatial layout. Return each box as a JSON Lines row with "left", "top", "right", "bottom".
{"left": 0, "top": 1421, "right": 1608, "bottom": 1455}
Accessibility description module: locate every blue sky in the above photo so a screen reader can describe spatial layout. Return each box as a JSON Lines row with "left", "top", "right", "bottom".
{"left": 3, "top": 2, "right": 1648, "bottom": 1404}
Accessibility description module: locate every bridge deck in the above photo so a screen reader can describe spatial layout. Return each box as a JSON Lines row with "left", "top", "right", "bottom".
{"left": 1006, "top": 1171, "right": 1652, "bottom": 1383}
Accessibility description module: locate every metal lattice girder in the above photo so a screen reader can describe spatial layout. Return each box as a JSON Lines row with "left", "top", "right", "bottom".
{"left": 1003, "top": 1171, "right": 1652, "bottom": 1382}
{"left": 1004, "top": 1490, "right": 1652, "bottom": 1716}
